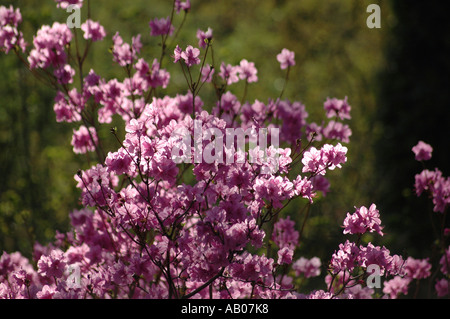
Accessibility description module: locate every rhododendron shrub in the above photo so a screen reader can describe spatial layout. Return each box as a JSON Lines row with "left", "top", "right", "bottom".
{"left": 0, "top": 1, "right": 448, "bottom": 299}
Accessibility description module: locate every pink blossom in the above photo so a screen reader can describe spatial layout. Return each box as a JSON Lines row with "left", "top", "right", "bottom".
{"left": 254, "top": 176, "right": 294, "bottom": 209}
{"left": 71, "top": 125, "right": 98, "bottom": 154}
{"left": 302, "top": 143, "right": 347, "bottom": 176}
{"left": 277, "top": 48, "right": 295, "bottom": 70}
{"left": 276, "top": 99, "right": 308, "bottom": 144}
{"left": 383, "top": 276, "right": 410, "bottom": 299}
{"left": 81, "top": 19, "right": 106, "bottom": 42}
{"left": 272, "top": 216, "right": 299, "bottom": 249}
{"left": 149, "top": 16, "right": 174, "bottom": 36}
{"left": 36, "top": 285, "right": 57, "bottom": 299}
{"left": 277, "top": 247, "right": 294, "bottom": 265}
{"left": 0, "top": 5, "right": 22, "bottom": 27}
{"left": 414, "top": 168, "right": 450, "bottom": 213}
{"left": 0, "top": 24, "right": 27, "bottom": 53}
{"left": 0, "top": 6, "right": 26, "bottom": 54}
{"left": 439, "top": 246, "right": 450, "bottom": 275}
{"left": 54, "top": 64, "right": 75, "bottom": 84}
{"left": 412, "top": 140, "right": 433, "bottom": 161}
{"left": 404, "top": 257, "right": 432, "bottom": 280}
{"left": 324, "top": 97, "right": 351, "bottom": 120}
{"left": 53, "top": 90, "right": 83, "bottom": 123}
{"left": 301, "top": 146, "right": 323, "bottom": 175}
{"left": 329, "top": 240, "right": 359, "bottom": 274}
{"left": 173, "top": 45, "right": 182, "bottom": 63}
{"left": 201, "top": 64, "right": 214, "bottom": 83}
{"left": 229, "top": 253, "right": 274, "bottom": 283}
{"left": 219, "top": 62, "right": 240, "bottom": 85}
{"left": 311, "top": 175, "right": 330, "bottom": 197}
{"left": 307, "top": 290, "right": 333, "bottom": 299}
{"left": 105, "top": 148, "right": 133, "bottom": 176}
{"left": 181, "top": 45, "right": 201, "bottom": 67}
{"left": 28, "top": 22, "right": 72, "bottom": 69}
{"left": 175, "top": 0, "right": 191, "bottom": 13}
{"left": 111, "top": 32, "right": 140, "bottom": 66}
{"left": 54, "top": 0, "right": 83, "bottom": 9}
{"left": 237, "top": 59, "right": 258, "bottom": 83}
{"left": 322, "top": 120, "right": 352, "bottom": 143}
{"left": 293, "top": 175, "right": 315, "bottom": 203}
{"left": 343, "top": 203, "right": 384, "bottom": 236}
{"left": 435, "top": 278, "right": 449, "bottom": 297}
{"left": 37, "top": 249, "right": 66, "bottom": 278}
{"left": 196, "top": 27, "right": 213, "bottom": 48}
{"left": 292, "top": 257, "right": 321, "bottom": 278}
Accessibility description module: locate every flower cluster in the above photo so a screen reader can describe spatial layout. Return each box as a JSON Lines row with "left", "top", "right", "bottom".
{"left": 410, "top": 141, "right": 450, "bottom": 297}
{"left": 343, "top": 204, "right": 384, "bottom": 236}
{"left": 413, "top": 141, "right": 450, "bottom": 213}
{"left": 0, "top": 5, "right": 27, "bottom": 54}
{"left": 0, "top": 1, "right": 447, "bottom": 300}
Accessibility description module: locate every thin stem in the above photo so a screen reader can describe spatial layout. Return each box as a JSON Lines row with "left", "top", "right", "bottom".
{"left": 279, "top": 65, "right": 290, "bottom": 100}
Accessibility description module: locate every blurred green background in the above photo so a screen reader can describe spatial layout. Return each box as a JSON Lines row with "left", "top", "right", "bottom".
{"left": 1, "top": 0, "right": 449, "bottom": 296}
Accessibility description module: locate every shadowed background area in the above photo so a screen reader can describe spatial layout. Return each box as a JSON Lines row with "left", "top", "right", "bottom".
{"left": 0, "top": 0, "right": 449, "bottom": 297}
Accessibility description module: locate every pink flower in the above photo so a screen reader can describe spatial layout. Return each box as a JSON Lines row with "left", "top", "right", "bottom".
{"left": 201, "top": 64, "right": 214, "bottom": 83}
{"left": 196, "top": 27, "right": 213, "bottom": 48}
{"left": 383, "top": 276, "right": 410, "bottom": 299}
{"left": 254, "top": 176, "right": 294, "bottom": 209}
{"left": 439, "top": 246, "right": 450, "bottom": 275}
{"left": 276, "top": 99, "right": 309, "bottom": 144}
{"left": 54, "top": 0, "right": 83, "bottom": 9}
{"left": 237, "top": 59, "right": 258, "bottom": 83}
{"left": 324, "top": 97, "right": 351, "bottom": 120}
{"left": 36, "top": 285, "right": 57, "bottom": 299}
{"left": 173, "top": 45, "right": 182, "bottom": 63}
{"left": 329, "top": 240, "right": 359, "bottom": 274}
{"left": 412, "top": 140, "right": 433, "bottom": 161}
{"left": 37, "top": 249, "right": 66, "bottom": 278}
{"left": 149, "top": 16, "right": 174, "bottom": 36}
{"left": 105, "top": 148, "right": 133, "bottom": 176}
{"left": 272, "top": 217, "right": 299, "bottom": 249}
{"left": 53, "top": 90, "right": 83, "bottom": 123}
{"left": 54, "top": 64, "right": 75, "bottom": 84}
{"left": 0, "top": 5, "right": 22, "bottom": 27}
{"left": 293, "top": 257, "right": 321, "bottom": 278}
{"left": 277, "top": 247, "right": 294, "bottom": 265}
{"left": 175, "top": 0, "right": 191, "bottom": 13}
{"left": 404, "top": 257, "right": 432, "bottom": 279}
{"left": 302, "top": 143, "right": 347, "bottom": 176}
{"left": 111, "top": 32, "right": 141, "bottom": 66}
{"left": 219, "top": 62, "right": 240, "bottom": 85}
{"left": 28, "top": 22, "right": 72, "bottom": 69}
{"left": 181, "top": 45, "right": 201, "bottom": 67}
{"left": 435, "top": 278, "right": 449, "bottom": 297}
{"left": 322, "top": 120, "right": 352, "bottom": 143}
{"left": 307, "top": 290, "right": 333, "bottom": 299}
{"left": 71, "top": 125, "right": 98, "bottom": 154}
{"left": 293, "top": 175, "right": 315, "bottom": 203}
{"left": 81, "top": 19, "right": 106, "bottom": 42}
{"left": 229, "top": 253, "right": 274, "bottom": 282}
{"left": 0, "top": 6, "right": 26, "bottom": 54}
{"left": 311, "top": 175, "right": 330, "bottom": 197}
{"left": 343, "top": 203, "right": 384, "bottom": 236}
{"left": 301, "top": 146, "right": 323, "bottom": 174}
{"left": 277, "top": 48, "right": 295, "bottom": 70}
